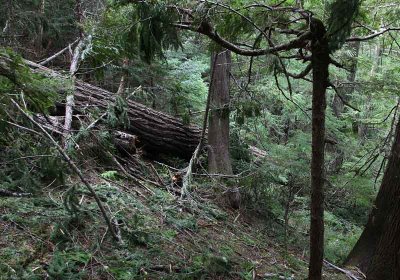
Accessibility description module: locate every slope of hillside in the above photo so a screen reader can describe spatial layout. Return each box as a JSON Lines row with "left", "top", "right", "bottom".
{"left": 0, "top": 161, "right": 355, "bottom": 280}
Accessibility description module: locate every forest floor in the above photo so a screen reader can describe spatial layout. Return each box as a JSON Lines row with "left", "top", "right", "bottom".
{"left": 0, "top": 162, "right": 354, "bottom": 280}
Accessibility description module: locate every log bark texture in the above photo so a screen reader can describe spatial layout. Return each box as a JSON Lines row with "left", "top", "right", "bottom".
{"left": 73, "top": 81, "right": 202, "bottom": 158}
{"left": 14, "top": 59, "right": 202, "bottom": 158}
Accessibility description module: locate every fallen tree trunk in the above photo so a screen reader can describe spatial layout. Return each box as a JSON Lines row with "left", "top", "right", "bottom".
{"left": 73, "top": 82, "right": 202, "bottom": 158}
{"left": 12, "top": 59, "right": 202, "bottom": 159}
{"left": 1, "top": 56, "right": 266, "bottom": 161}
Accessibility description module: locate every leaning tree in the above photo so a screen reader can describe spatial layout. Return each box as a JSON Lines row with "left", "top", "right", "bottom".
{"left": 345, "top": 106, "right": 400, "bottom": 279}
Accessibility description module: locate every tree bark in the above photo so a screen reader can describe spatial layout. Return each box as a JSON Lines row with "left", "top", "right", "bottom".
{"left": 308, "top": 18, "right": 330, "bottom": 280}
{"left": 73, "top": 81, "right": 202, "bottom": 158}
{"left": 346, "top": 118, "right": 400, "bottom": 277}
{"left": 63, "top": 40, "right": 84, "bottom": 146}
{"left": 208, "top": 50, "right": 233, "bottom": 175}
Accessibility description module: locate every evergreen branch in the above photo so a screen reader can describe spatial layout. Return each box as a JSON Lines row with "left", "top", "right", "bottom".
{"left": 273, "top": 66, "right": 311, "bottom": 120}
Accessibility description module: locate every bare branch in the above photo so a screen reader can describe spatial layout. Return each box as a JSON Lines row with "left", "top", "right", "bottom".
{"left": 285, "top": 63, "right": 312, "bottom": 79}
{"left": 38, "top": 38, "right": 79, "bottom": 66}
{"left": 347, "top": 27, "right": 400, "bottom": 42}
{"left": 328, "top": 82, "right": 360, "bottom": 112}
{"left": 174, "top": 23, "right": 311, "bottom": 56}
{"left": 0, "top": 189, "right": 32, "bottom": 197}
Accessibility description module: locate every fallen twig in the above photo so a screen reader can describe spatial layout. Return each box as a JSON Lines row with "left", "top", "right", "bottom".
{"left": 323, "top": 260, "right": 362, "bottom": 280}
{"left": 107, "top": 151, "right": 155, "bottom": 195}
{"left": 148, "top": 163, "right": 164, "bottom": 185}
{"left": 11, "top": 99, "right": 121, "bottom": 243}
{"left": 0, "top": 189, "right": 32, "bottom": 197}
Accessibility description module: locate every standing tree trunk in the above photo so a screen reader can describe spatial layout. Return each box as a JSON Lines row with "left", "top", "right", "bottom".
{"left": 358, "top": 42, "right": 382, "bottom": 144}
{"left": 117, "top": 58, "right": 129, "bottom": 97}
{"left": 366, "top": 175, "right": 400, "bottom": 280}
{"left": 370, "top": 42, "right": 382, "bottom": 76}
{"left": 332, "top": 41, "right": 360, "bottom": 117}
{"left": 329, "top": 41, "right": 360, "bottom": 174}
{"left": 63, "top": 0, "right": 84, "bottom": 149}
{"left": 308, "top": 19, "right": 330, "bottom": 280}
{"left": 36, "top": 0, "right": 45, "bottom": 53}
{"left": 346, "top": 118, "right": 400, "bottom": 278}
{"left": 208, "top": 50, "right": 233, "bottom": 175}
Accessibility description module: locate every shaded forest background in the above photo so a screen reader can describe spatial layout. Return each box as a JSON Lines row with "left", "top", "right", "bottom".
{"left": 0, "top": 0, "right": 400, "bottom": 279}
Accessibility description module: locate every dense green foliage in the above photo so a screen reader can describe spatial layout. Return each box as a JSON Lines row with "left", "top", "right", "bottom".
{"left": 1, "top": 0, "right": 400, "bottom": 279}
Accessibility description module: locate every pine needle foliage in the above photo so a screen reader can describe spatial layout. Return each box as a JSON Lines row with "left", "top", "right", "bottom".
{"left": 0, "top": 49, "right": 61, "bottom": 113}
{"left": 111, "top": 0, "right": 182, "bottom": 63}
{"left": 0, "top": 49, "right": 65, "bottom": 193}
{"left": 326, "top": 0, "right": 361, "bottom": 52}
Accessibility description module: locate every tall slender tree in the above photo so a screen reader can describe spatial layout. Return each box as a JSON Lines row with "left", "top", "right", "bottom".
{"left": 36, "top": 0, "right": 46, "bottom": 52}
{"left": 308, "top": 18, "right": 330, "bottom": 280}
{"left": 208, "top": 50, "right": 233, "bottom": 175}
{"left": 332, "top": 41, "right": 360, "bottom": 117}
